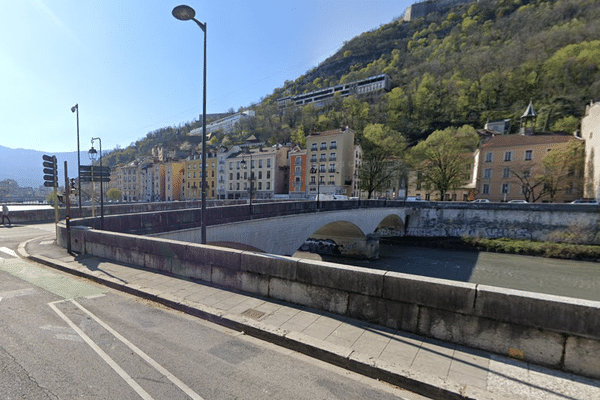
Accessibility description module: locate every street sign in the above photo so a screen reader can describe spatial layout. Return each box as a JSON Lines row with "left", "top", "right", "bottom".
{"left": 79, "top": 176, "right": 110, "bottom": 183}
{"left": 79, "top": 165, "right": 110, "bottom": 172}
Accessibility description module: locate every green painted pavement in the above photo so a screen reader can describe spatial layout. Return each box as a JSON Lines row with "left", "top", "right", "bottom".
{"left": 0, "top": 259, "right": 105, "bottom": 299}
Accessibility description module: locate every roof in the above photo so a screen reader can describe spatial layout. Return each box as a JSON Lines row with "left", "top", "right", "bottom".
{"left": 521, "top": 101, "right": 537, "bottom": 119}
{"left": 481, "top": 133, "right": 578, "bottom": 149}
{"left": 307, "top": 127, "right": 354, "bottom": 138}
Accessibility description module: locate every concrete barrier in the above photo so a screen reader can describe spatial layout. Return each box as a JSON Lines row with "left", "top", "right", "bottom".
{"left": 56, "top": 222, "right": 600, "bottom": 380}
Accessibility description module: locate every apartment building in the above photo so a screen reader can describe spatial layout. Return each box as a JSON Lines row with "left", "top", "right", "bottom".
{"left": 305, "top": 127, "right": 356, "bottom": 197}
{"left": 227, "top": 146, "right": 290, "bottom": 200}
{"left": 216, "top": 145, "right": 241, "bottom": 200}
{"left": 184, "top": 151, "right": 218, "bottom": 200}
{"left": 190, "top": 111, "right": 255, "bottom": 136}
{"left": 582, "top": 101, "right": 600, "bottom": 199}
{"left": 477, "top": 134, "right": 582, "bottom": 202}
{"left": 164, "top": 161, "right": 184, "bottom": 202}
{"left": 112, "top": 162, "right": 141, "bottom": 202}
{"left": 288, "top": 146, "right": 307, "bottom": 198}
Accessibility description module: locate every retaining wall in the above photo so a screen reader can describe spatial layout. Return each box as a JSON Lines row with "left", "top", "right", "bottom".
{"left": 57, "top": 223, "right": 600, "bottom": 380}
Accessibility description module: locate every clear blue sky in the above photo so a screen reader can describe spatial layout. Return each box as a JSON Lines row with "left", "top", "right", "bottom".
{"left": 1, "top": 0, "right": 410, "bottom": 153}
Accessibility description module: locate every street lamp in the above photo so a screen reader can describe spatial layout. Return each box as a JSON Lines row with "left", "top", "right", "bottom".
{"left": 173, "top": 4, "right": 207, "bottom": 244}
{"left": 240, "top": 152, "right": 253, "bottom": 217}
{"left": 71, "top": 103, "right": 82, "bottom": 213}
{"left": 310, "top": 166, "right": 321, "bottom": 209}
{"left": 88, "top": 137, "right": 104, "bottom": 230}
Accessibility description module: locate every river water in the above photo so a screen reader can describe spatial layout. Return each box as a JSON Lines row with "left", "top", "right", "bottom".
{"left": 296, "top": 243, "right": 600, "bottom": 301}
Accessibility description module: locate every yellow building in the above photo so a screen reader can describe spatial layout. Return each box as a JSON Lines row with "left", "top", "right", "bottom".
{"left": 164, "top": 161, "right": 184, "bottom": 202}
{"left": 476, "top": 134, "right": 583, "bottom": 203}
{"left": 184, "top": 152, "right": 218, "bottom": 200}
{"left": 305, "top": 127, "right": 355, "bottom": 197}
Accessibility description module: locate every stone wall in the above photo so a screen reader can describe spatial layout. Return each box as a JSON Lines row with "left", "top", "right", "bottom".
{"left": 57, "top": 223, "right": 600, "bottom": 379}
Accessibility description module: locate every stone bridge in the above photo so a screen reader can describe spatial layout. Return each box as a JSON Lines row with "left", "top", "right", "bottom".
{"left": 152, "top": 207, "right": 406, "bottom": 258}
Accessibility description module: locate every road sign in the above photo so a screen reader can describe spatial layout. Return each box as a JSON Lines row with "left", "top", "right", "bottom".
{"left": 79, "top": 176, "right": 110, "bottom": 183}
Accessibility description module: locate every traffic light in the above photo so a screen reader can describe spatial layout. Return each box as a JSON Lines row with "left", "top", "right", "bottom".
{"left": 42, "top": 155, "right": 57, "bottom": 188}
{"left": 70, "top": 178, "right": 76, "bottom": 190}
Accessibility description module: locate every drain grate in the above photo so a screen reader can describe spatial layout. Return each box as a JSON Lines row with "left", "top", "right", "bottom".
{"left": 240, "top": 308, "right": 266, "bottom": 320}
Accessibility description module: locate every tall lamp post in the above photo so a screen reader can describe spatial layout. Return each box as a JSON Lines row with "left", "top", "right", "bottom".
{"left": 88, "top": 137, "right": 104, "bottom": 230}
{"left": 172, "top": 4, "right": 207, "bottom": 244}
{"left": 71, "top": 104, "right": 82, "bottom": 213}
{"left": 240, "top": 152, "right": 253, "bottom": 217}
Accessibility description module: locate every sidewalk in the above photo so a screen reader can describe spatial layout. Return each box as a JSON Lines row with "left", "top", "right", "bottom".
{"left": 22, "top": 234, "right": 600, "bottom": 400}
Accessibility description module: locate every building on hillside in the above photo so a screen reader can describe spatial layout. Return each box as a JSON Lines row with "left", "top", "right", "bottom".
{"left": 288, "top": 146, "right": 307, "bottom": 198}
{"left": 476, "top": 134, "right": 583, "bottom": 203}
{"left": 190, "top": 111, "right": 255, "bottom": 136}
{"left": 228, "top": 145, "right": 290, "bottom": 200}
{"left": 305, "top": 127, "right": 356, "bottom": 198}
{"left": 277, "top": 75, "right": 391, "bottom": 109}
{"left": 582, "top": 100, "right": 600, "bottom": 200}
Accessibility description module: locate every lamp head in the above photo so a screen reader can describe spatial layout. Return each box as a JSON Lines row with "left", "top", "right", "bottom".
{"left": 88, "top": 146, "right": 97, "bottom": 161}
{"left": 172, "top": 5, "right": 195, "bottom": 21}
{"left": 71, "top": 104, "right": 78, "bottom": 113}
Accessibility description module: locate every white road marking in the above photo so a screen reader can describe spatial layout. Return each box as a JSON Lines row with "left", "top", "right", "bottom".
{"left": 71, "top": 300, "right": 205, "bottom": 400}
{"left": 0, "top": 247, "right": 18, "bottom": 258}
{"left": 48, "top": 301, "right": 155, "bottom": 400}
{"left": 49, "top": 300, "right": 205, "bottom": 400}
{"left": 40, "top": 240, "right": 55, "bottom": 245}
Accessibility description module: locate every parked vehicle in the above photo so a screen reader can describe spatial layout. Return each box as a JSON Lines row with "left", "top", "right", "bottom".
{"left": 570, "top": 199, "right": 599, "bottom": 204}
{"left": 508, "top": 200, "right": 528, "bottom": 204}
{"left": 406, "top": 196, "right": 425, "bottom": 202}
{"left": 471, "top": 199, "right": 490, "bottom": 203}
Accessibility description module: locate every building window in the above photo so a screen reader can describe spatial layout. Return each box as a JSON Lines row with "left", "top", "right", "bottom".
{"left": 482, "top": 184, "right": 490, "bottom": 194}
{"left": 329, "top": 164, "right": 336, "bottom": 173}
{"left": 320, "top": 154, "right": 326, "bottom": 161}
{"left": 484, "top": 168, "right": 492, "bottom": 179}
{"left": 267, "top": 171, "right": 271, "bottom": 179}
{"left": 485, "top": 152, "right": 493, "bottom": 163}
{"left": 258, "top": 160, "right": 263, "bottom": 168}
{"left": 294, "top": 157, "right": 301, "bottom": 165}
{"left": 330, "top": 153, "right": 336, "bottom": 161}
{"left": 330, "top": 141, "right": 337, "bottom": 149}
{"left": 267, "top": 159, "right": 271, "bottom": 168}
{"left": 266, "top": 182, "right": 271, "bottom": 190}
{"left": 525, "top": 150, "right": 533, "bottom": 160}
{"left": 503, "top": 168, "right": 510, "bottom": 178}
{"left": 311, "top": 143, "right": 317, "bottom": 151}
{"left": 504, "top": 151, "right": 512, "bottom": 162}
{"left": 311, "top": 154, "right": 317, "bottom": 162}
{"left": 320, "top": 142, "right": 327, "bottom": 150}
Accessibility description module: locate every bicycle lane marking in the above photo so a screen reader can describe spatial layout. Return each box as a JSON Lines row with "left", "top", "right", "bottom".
{"left": 49, "top": 299, "right": 205, "bottom": 400}
{"left": 48, "top": 300, "right": 154, "bottom": 400}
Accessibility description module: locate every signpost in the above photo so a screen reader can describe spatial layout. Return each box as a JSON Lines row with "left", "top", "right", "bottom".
{"left": 42, "top": 155, "right": 59, "bottom": 224}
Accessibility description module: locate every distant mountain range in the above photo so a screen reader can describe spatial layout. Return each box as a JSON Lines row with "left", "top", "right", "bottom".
{"left": 0, "top": 145, "right": 83, "bottom": 188}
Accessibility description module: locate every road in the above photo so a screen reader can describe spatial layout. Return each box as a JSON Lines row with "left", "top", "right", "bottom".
{"left": 0, "top": 224, "right": 422, "bottom": 400}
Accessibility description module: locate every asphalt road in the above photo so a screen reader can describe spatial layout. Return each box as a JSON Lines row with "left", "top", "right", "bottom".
{"left": 0, "top": 225, "right": 421, "bottom": 400}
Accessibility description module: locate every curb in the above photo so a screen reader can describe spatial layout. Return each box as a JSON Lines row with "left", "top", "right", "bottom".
{"left": 27, "top": 253, "right": 508, "bottom": 400}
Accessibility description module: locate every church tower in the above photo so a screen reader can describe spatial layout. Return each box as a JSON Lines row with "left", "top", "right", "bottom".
{"left": 520, "top": 100, "right": 537, "bottom": 135}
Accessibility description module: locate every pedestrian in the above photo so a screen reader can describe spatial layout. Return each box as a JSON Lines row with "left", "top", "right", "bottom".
{"left": 2, "top": 204, "right": 10, "bottom": 226}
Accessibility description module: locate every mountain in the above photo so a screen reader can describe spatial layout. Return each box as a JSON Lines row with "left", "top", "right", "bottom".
{"left": 0, "top": 145, "right": 82, "bottom": 188}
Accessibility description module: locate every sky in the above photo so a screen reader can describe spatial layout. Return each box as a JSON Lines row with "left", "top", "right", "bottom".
{"left": 1, "top": 0, "right": 410, "bottom": 153}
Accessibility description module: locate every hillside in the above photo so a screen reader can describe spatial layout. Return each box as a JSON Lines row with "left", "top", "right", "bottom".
{"left": 104, "top": 0, "right": 600, "bottom": 163}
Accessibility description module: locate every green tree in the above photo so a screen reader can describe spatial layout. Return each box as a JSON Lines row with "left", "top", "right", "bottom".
{"left": 107, "top": 188, "right": 123, "bottom": 202}
{"left": 409, "top": 125, "right": 479, "bottom": 201}
{"left": 357, "top": 124, "right": 408, "bottom": 199}
{"left": 541, "top": 140, "right": 585, "bottom": 201}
